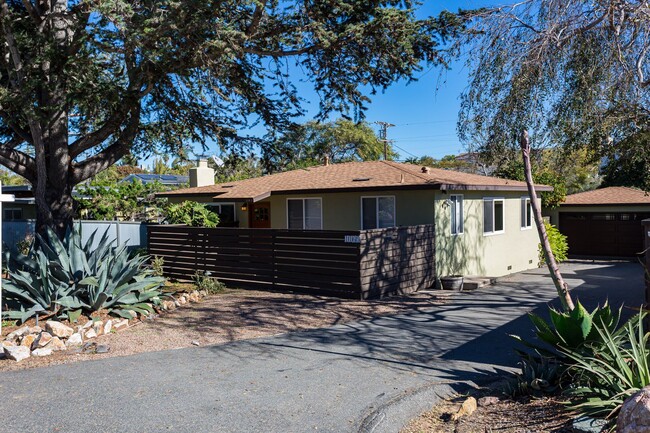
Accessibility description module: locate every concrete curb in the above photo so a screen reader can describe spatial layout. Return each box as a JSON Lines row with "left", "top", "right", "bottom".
{"left": 357, "top": 380, "right": 474, "bottom": 433}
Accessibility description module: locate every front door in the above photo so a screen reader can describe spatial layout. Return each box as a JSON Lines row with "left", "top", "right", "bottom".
{"left": 250, "top": 202, "right": 271, "bottom": 228}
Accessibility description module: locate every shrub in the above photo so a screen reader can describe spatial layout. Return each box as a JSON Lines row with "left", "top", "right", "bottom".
{"left": 151, "top": 256, "right": 165, "bottom": 277}
{"left": 562, "top": 313, "right": 650, "bottom": 423}
{"left": 164, "top": 201, "right": 220, "bottom": 227}
{"left": 2, "top": 225, "right": 165, "bottom": 322}
{"left": 538, "top": 222, "right": 568, "bottom": 266}
{"left": 193, "top": 271, "right": 225, "bottom": 294}
{"left": 506, "top": 353, "right": 563, "bottom": 397}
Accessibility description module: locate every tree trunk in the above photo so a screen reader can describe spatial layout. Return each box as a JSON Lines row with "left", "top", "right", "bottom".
{"left": 520, "top": 130, "right": 575, "bottom": 312}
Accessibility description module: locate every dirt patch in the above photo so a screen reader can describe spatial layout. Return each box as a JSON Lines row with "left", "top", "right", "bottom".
{"left": 402, "top": 392, "right": 577, "bottom": 433}
{"left": 0, "top": 288, "right": 446, "bottom": 371}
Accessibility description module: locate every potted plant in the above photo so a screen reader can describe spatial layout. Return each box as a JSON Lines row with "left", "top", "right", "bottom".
{"left": 440, "top": 275, "right": 464, "bottom": 291}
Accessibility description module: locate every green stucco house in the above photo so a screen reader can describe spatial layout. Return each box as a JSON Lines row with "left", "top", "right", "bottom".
{"left": 160, "top": 160, "right": 550, "bottom": 280}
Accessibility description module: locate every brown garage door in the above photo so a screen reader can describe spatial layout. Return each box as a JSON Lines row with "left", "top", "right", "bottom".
{"left": 559, "top": 212, "right": 650, "bottom": 257}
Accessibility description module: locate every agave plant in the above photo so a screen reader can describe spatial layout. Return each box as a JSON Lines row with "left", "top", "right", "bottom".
{"left": 562, "top": 313, "right": 650, "bottom": 423}
{"left": 2, "top": 224, "right": 165, "bottom": 322}
{"left": 513, "top": 301, "right": 621, "bottom": 361}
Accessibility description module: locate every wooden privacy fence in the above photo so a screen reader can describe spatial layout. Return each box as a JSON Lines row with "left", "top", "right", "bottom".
{"left": 147, "top": 224, "right": 435, "bottom": 299}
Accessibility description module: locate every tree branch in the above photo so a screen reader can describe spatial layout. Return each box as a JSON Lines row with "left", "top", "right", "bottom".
{"left": 71, "top": 105, "right": 142, "bottom": 183}
{"left": 0, "top": 141, "right": 36, "bottom": 181}
{"left": 21, "top": 0, "right": 42, "bottom": 25}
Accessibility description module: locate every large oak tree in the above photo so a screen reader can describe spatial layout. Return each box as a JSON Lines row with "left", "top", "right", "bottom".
{"left": 0, "top": 0, "right": 458, "bottom": 235}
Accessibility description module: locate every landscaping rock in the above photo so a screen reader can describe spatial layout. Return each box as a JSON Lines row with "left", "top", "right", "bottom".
{"left": 618, "top": 386, "right": 650, "bottom": 433}
{"left": 478, "top": 396, "right": 500, "bottom": 407}
{"left": 178, "top": 296, "right": 187, "bottom": 305}
{"left": 127, "top": 310, "right": 138, "bottom": 319}
{"left": 29, "top": 326, "right": 43, "bottom": 334}
{"left": 81, "top": 320, "right": 93, "bottom": 330}
{"left": 31, "top": 347, "right": 53, "bottom": 357}
{"left": 573, "top": 415, "right": 607, "bottom": 433}
{"left": 103, "top": 320, "right": 113, "bottom": 335}
{"left": 4, "top": 345, "right": 30, "bottom": 362}
{"left": 452, "top": 397, "right": 477, "bottom": 421}
{"left": 33, "top": 332, "right": 53, "bottom": 348}
{"left": 84, "top": 328, "right": 97, "bottom": 339}
{"left": 162, "top": 300, "right": 175, "bottom": 311}
{"left": 174, "top": 300, "right": 181, "bottom": 307}
{"left": 2, "top": 340, "right": 15, "bottom": 348}
{"left": 92, "top": 320, "right": 103, "bottom": 335}
{"left": 191, "top": 340, "right": 200, "bottom": 346}
{"left": 96, "top": 344, "right": 110, "bottom": 354}
{"left": 45, "top": 320, "right": 74, "bottom": 338}
{"left": 45, "top": 337, "right": 66, "bottom": 351}
{"left": 6, "top": 325, "right": 31, "bottom": 342}
{"left": 189, "top": 292, "right": 200, "bottom": 302}
{"left": 65, "top": 333, "right": 83, "bottom": 348}
{"left": 20, "top": 334, "right": 37, "bottom": 349}
{"left": 113, "top": 319, "right": 128, "bottom": 331}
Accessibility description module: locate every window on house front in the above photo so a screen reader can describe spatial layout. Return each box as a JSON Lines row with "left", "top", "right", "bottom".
{"left": 3, "top": 208, "right": 22, "bottom": 221}
{"left": 207, "top": 203, "right": 236, "bottom": 224}
{"left": 521, "top": 197, "right": 532, "bottom": 229}
{"left": 483, "top": 198, "right": 505, "bottom": 235}
{"left": 450, "top": 195, "right": 463, "bottom": 235}
{"left": 361, "top": 196, "right": 396, "bottom": 230}
{"left": 287, "top": 198, "right": 322, "bottom": 230}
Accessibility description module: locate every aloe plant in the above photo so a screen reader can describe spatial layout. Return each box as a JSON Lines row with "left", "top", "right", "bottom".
{"left": 2, "top": 224, "right": 165, "bottom": 322}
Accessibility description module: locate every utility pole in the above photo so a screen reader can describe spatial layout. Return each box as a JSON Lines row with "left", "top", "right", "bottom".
{"left": 374, "top": 121, "right": 395, "bottom": 160}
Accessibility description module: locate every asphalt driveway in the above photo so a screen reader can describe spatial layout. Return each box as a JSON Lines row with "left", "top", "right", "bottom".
{"left": 0, "top": 260, "right": 644, "bottom": 433}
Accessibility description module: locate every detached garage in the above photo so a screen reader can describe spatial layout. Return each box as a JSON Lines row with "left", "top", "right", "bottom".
{"left": 548, "top": 187, "right": 650, "bottom": 258}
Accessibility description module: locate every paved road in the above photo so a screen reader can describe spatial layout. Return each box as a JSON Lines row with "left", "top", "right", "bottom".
{"left": 0, "top": 261, "right": 643, "bottom": 433}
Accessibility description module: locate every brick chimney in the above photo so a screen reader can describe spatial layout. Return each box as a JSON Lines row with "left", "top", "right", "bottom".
{"left": 189, "top": 158, "right": 215, "bottom": 187}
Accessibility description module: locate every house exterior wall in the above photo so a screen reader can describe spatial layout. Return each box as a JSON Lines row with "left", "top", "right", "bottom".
{"left": 170, "top": 188, "right": 542, "bottom": 280}
{"left": 434, "top": 191, "right": 541, "bottom": 278}
{"left": 268, "top": 189, "right": 436, "bottom": 230}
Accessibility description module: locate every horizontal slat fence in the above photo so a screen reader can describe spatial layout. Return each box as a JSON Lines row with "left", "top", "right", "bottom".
{"left": 148, "top": 224, "right": 435, "bottom": 299}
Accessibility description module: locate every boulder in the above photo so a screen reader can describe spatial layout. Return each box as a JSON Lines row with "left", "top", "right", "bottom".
{"left": 618, "top": 386, "right": 650, "bottom": 433}
{"left": 65, "top": 333, "right": 83, "bottom": 348}
{"left": 31, "top": 347, "right": 53, "bottom": 357}
{"left": 84, "top": 328, "right": 97, "bottom": 340}
{"left": 20, "top": 334, "right": 37, "bottom": 349}
{"left": 452, "top": 397, "right": 477, "bottom": 421}
{"left": 113, "top": 319, "right": 129, "bottom": 331}
{"left": 4, "top": 345, "right": 30, "bottom": 362}
{"left": 45, "top": 320, "right": 74, "bottom": 338}
{"left": 45, "top": 337, "right": 67, "bottom": 351}
{"left": 103, "top": 320, "right": 113, "bottom": 335}
{"left": 33, "top": 332, "right": 53, "bottom": 348}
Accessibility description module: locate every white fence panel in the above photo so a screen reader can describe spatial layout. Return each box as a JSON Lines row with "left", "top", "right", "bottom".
{"left": 2, "top": 220, "right": 148, "bottom": 251}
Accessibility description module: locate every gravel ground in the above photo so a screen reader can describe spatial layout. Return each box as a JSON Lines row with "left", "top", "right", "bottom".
{"left": 0, "top": 288, "right": 446, "bottom": 372}
{"left": 401, "top": 393, "right": 578, "bottom": 433}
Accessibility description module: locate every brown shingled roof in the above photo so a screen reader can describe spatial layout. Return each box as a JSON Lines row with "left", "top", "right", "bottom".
{"left": 159, "top": 160, "right": 552, "bottom": 201}
{"left": 562, "top": 186, "right": 650, "bottom": 206}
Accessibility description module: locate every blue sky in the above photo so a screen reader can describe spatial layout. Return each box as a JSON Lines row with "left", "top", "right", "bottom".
{"left": 175, "top": 1, "right": 496, "bottom": 166}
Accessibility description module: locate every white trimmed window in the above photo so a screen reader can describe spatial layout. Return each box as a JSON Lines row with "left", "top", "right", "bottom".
{"left": 287, "top": 198, "right": 322, "bottom": 230}
{"left": 361, "top": 196, "right": 396, "bottom": 230}
{"left": 521, "top": 197, "right": 532, "bottom": 229}
{"left": 450, "top": 195, "right": 463, "bottom": 235}
{"left": 483, "top": 198, "right": 505, "bottom": 235}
